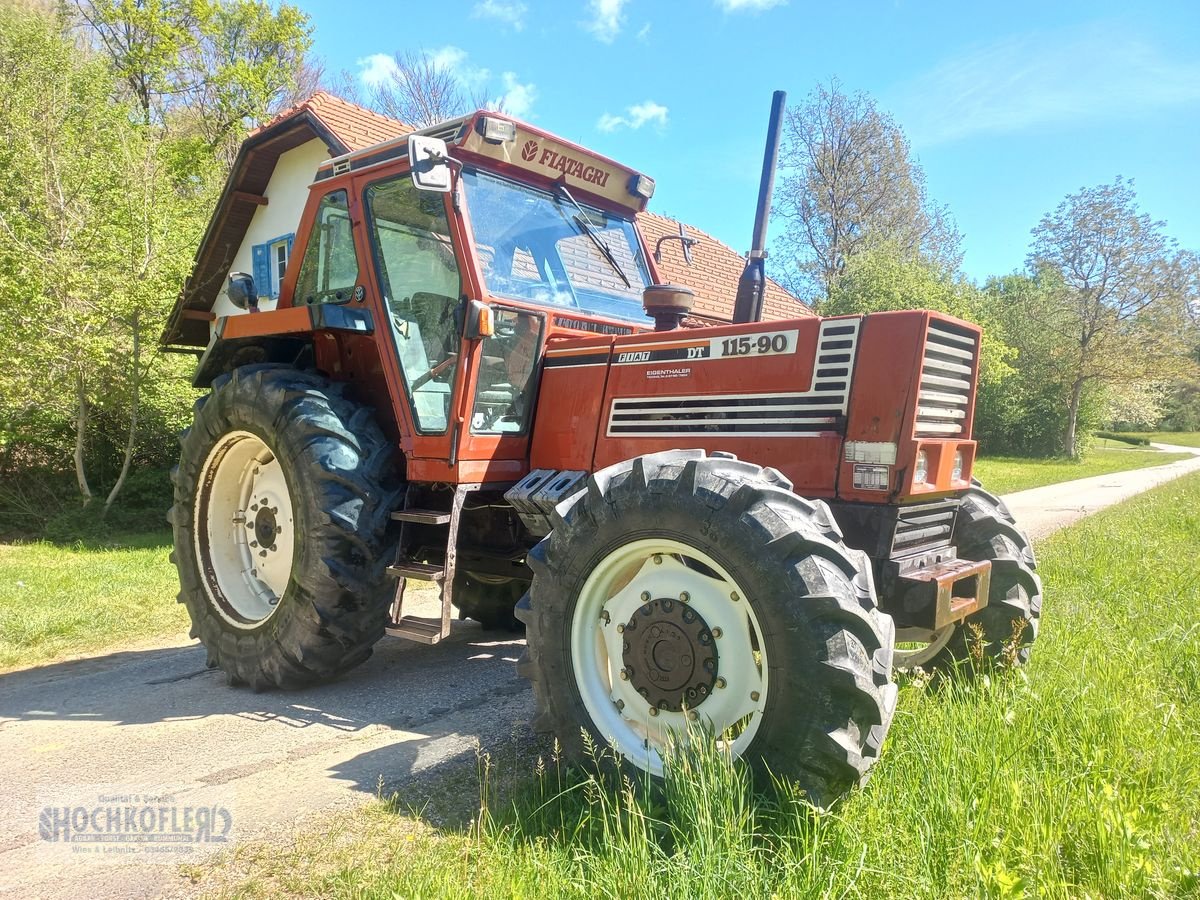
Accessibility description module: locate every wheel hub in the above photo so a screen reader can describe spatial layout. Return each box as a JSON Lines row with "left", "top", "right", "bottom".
{"left": 622, "top": 597, "right": 718, "bottom": 711}
{"left": 252, "top": 504, "right": 278, "bottom": 550}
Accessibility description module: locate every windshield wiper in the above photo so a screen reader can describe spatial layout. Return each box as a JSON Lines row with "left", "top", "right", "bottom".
{"left": 554, "top": 184, "right": 632, "bottom": 289}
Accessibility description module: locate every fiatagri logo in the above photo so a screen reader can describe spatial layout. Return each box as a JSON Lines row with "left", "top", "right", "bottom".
{"left": 518, "top": 139, "right": 611, "bottom": 188}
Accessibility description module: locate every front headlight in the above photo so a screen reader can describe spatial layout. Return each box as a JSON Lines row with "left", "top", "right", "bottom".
{"left": 914, "top": 450, "right": 929, "bottom": 484}
{"left": 952, "top": 450, "right": 965, "bottom": 481}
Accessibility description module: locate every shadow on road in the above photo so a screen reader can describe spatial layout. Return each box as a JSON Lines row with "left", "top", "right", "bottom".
{"left": 0, "top": 625, "right": 527, "bottom": 736}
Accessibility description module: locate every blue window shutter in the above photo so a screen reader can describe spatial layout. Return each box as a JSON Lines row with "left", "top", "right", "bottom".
{"left": 251, "top": 243, "right": 270, "bottom": 299}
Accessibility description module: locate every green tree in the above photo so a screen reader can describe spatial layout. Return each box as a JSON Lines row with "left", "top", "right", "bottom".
{"left": 0, "top": 5, "right": 205, "bottom": 525}
{"left": 71, "top": 0, "right": 311, "bottom": 155}
{"left": 977, "top": 271, "right": 1107, "bottom": 456}
{"left": 775, "top": 80, "right": 960, "bottom": 302}
{"left": 1027, "top": 178, "right": 1197, "bottom": 456}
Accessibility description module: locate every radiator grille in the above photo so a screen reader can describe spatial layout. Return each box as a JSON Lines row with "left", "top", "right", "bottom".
{"left": 915, "top": 320, "right": 978, "bottom": 438}
{"left": 606, "top": 319, "right": 860, "bottom": 437}
{"left": 891, "top": 499, "right": 958, "bottom": 557}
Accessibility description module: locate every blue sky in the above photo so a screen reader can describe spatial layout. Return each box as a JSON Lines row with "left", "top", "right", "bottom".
{"left": 300, "top": 0, "right": 1200, "bottom": 284}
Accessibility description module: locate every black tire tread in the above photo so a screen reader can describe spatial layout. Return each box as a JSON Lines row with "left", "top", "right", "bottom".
{"left": 926, "top": 482, "right": 1042, "bottom": 669}
{"left": 170, "top": 365, "right": 400, "bottom": 689}
{"left": 516, "top": 449, "right": 897, "bottom": 807}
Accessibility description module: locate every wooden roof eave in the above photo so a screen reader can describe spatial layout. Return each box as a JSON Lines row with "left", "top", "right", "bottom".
{"left": 160, "top": 110, "right": 348, "bottom": 348}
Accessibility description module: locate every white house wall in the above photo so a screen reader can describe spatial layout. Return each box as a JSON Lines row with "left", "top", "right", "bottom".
{"left": 210, "top": 138, "right": 332, "bottom": 336}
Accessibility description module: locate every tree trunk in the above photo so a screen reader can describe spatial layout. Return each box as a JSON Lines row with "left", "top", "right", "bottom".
{"left": 104, "top": 313, "right": 141, "bottom": 515}
{"left": 74, "top": 370, "right": 93, "bottom": 505}
{"left": 1064, "top": 377, "right": 1085, "bottom": 458}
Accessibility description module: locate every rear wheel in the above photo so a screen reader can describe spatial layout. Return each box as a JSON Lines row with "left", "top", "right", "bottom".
{"left": 894, "top": 481, "right": 1041, "bottom": 671}
{"left": 454, "top": 571, "right": 525, "bottom": 631}
{"left": 517, "top": 450, "right": 897, "bottom": 807}
{"left": 169, "top": 365, "right": 400, "bottom": 689}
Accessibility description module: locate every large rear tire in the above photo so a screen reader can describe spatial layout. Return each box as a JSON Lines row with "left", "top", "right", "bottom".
{"left": 454, "top": 571, "right": 525, "bottom": 631}
{"left": 893, "top": 480, "right": 1042, "bottom": 671}
{"left": 516, "top": 450, "right": 897, "bottom": 807}
{"left": 168, "top": 365, "right": 400, "bottom": 689}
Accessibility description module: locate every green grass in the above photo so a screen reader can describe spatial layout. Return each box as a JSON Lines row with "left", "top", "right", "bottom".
{"left": 192, "top": 474, "right": 1200, "bottom": 900}
{"left": 0, "top": 530, "right": 187, "bottom": 671}
{"left": 974, "top": 446, "right": 1191, "bottom": 495}
{"left": 1115, "top": 431, "right": 1200, "bottom": 448}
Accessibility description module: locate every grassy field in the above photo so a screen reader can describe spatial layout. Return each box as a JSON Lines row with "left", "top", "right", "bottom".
{"left": 0, "top": 531, "right": 187, "bottom": 671}
{"left": 973, "top": 446, "right": 1191, "bottom": 495}
{"left": 1117, "top": 431, "right": 1200, "bottom": 448}
{"left": 191, "top": 473, "right": 1200, "bottom": 899}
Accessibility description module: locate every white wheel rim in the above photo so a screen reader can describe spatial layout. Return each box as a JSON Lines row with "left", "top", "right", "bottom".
{"left": 194, "top": 431, "right": 296, "bottom": 629}
{"left": 894, "top": 625, "right": 955, "bottom": 669}
{"left": 570, "top": 537, "right": 768, "bottom": 776}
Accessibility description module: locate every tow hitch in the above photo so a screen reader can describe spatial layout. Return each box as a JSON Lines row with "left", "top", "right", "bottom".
{"left": 895, "top": 556, "right": 991, "bottom": 630}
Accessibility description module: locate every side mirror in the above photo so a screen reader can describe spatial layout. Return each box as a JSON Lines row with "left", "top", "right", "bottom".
{"left": 408, "top": 135, "right": 453, "bottom": 193}
{"left": 227, "top": 272, "right": 258, "bottom": 311}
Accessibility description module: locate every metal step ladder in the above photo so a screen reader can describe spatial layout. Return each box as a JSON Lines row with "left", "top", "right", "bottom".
{"left": 384, "top": 486, "right": 475, "bottom": 644}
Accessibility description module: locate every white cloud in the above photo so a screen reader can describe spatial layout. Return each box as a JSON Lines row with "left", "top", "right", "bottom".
{"left": 472, "top": 0, "right": 527, "bottom": 31}
{"left": 892, "top": 24, "right": 1200, "bottom": 147}
{"left": 636, "top": 22, "right": 652, "bottom": 42}
{"left": 358, "top": 46, "right": 532, "bottom": 117}
{"left": 715, "top": 0, "right": 786, "bottom": 11}
{"left": 584, "top": 0, "right": 628, "bottom": 43}
{"left": 357, "top": 53, "right": 399, "bottom": 88}
{"left": 596, "top": 99, "right": 668, "bottom": 132}
{"left": 430, "top": 45, "right": 491, "bottom": 89}
{"left": 494, "top": 72, "right": 537, "bottom": 118}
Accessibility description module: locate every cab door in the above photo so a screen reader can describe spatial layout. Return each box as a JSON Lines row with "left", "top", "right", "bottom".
{"left": 356, "top": 169, "right": 477, "bottom": 475}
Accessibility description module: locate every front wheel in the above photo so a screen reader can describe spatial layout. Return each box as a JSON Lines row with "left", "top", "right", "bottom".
{"left": 894, "top": 481, "right": 1042, "bottom": 671}
{"left": 517, "top": 450, "right": 897, "bottom": 807}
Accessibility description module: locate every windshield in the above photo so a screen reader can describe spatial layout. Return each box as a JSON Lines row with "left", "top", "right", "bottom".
{"left": 462, "top": 168, "right": 652, "bottom": 325}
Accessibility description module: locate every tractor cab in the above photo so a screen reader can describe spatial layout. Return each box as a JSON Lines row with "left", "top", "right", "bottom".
{"left": 258, "top": 110, "right": 663, "bottom": 484}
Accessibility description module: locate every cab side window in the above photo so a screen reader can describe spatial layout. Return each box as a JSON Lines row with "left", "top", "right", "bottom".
{"left": 293, "top": 190, "right": 359, "bottom": 306}
{"left": 364, "top": 176, "right": 463, "bottom": 434}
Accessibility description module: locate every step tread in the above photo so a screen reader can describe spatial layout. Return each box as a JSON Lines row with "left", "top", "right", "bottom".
{"left": 386, "top": 616, "right": 448, "bottom": 644}
{"left": 390, "top": 508, "right": 452, "bottom": 525}
{"left": 386, "top": 562, "right": 446, "bottom": 581}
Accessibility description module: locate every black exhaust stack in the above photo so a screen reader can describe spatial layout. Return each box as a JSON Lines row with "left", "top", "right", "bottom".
{"left": 732, "top": 90, "right": 787, "bottom": 324}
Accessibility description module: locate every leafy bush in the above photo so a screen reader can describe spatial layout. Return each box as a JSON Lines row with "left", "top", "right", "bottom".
{"left": 1096, "top": 431, "right": 1151, "bottom": 446}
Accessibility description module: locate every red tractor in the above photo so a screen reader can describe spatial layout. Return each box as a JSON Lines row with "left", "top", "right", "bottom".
{"left": 166, "top": 98, "right": 1040, "bottom": 805}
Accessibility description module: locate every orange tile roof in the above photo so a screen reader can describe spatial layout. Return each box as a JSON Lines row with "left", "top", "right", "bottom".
{"left": 636, "top": 211, "right": 811, "bottom": 321}
{"left": 252, "top": 90, "right": 413, "bottom": 152}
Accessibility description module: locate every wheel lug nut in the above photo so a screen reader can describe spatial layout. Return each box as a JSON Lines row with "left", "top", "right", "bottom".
{"left": 259, "top": 550, "right": 268, "bottom": 558}
{"left": 687, "top": 710, "right": 698, "bottom": 721}
{"left": 680, "top": 591, "right": 689, "bottom": 603}
{"left": 250, "top": 541, "right": 258, "bottom": 548}
{"left": 616, "top": 623, "right": 625, "bottom": 633}
{"left": 648, "top": 707, "right": 659, "bottom": 717}
{"left": 619, "top": 668, "right": 629, "bottom": 680}
{"left": 730, "top": 591, "right": 739, "bottom": 601}
{"left": 600, "top": 610, "right": 610, "bottom": 624}
{"left": 640, "top": 591, "right": 651, "bottom": 602}
{"left": 712, "top": 627, "right": 723, "bottom": 639}
{"left": 653, "top": 555, "right": 662, "bottom": 565}
{"left": 716, "top": 677, "right": 727, "bottom": 689}
{"left": 615, "top": 699, "right": 625, "bottom": 711}
{"left": 751, "top": 691, "right": 761, "bottom": 702}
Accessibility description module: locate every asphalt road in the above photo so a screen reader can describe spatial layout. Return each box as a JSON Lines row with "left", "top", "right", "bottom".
{"left": 1001, "top": 442, "right": 1200, "bottom": 541}
{"left": 3, "top": 443, "right": 1199, "bottom": 898}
